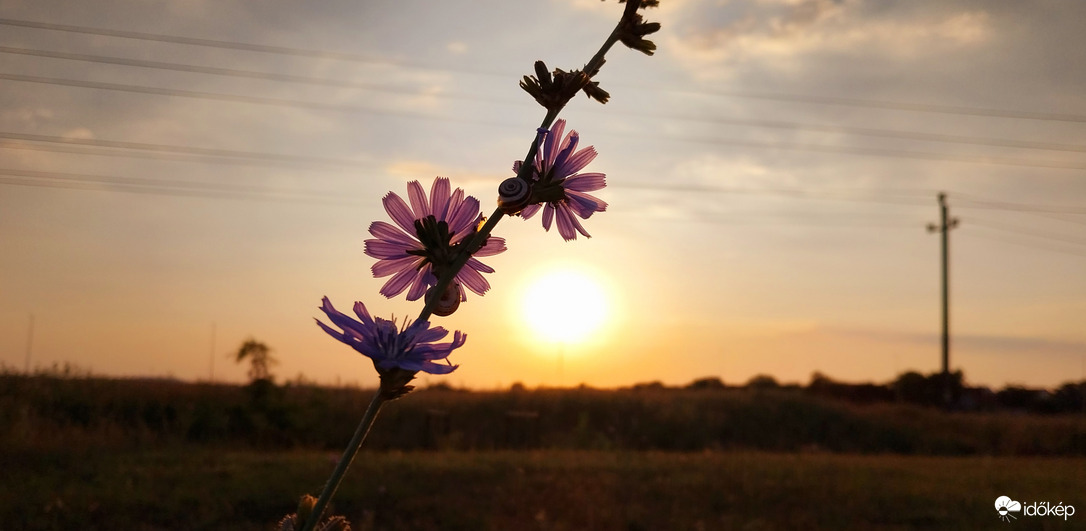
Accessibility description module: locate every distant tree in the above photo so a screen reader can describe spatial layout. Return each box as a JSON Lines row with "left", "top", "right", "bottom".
{"left": 686, "top": 377, "right": 726, "bottom": 390}
{"left": 235, "top": 338, "right": 276, "bottom": 382}
{"left": 746, "top": 374, "right": 779, "bottom": 390}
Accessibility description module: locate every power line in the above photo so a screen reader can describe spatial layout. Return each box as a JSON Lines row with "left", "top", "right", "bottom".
{"left": 8, "top": 72, "right": 1086, "bottom": 172}
{"left": 618, "top": 181, "right": 932, "bottom": 207}
{"left": 665, "top": 87, "right": 1086, "bottom": 124}
{"left": 0, "top": 17, "right": 395, "bottom": 64}
{"left": 0, "top": 131, "right": 373, "bottom": 169}
{"left": 0, "top": 72, "right": 515, "bottom": 128}
{"left": 966, "top": 217, "right": 1086, "bottom": 249}
{"left": 951, "top": 193, "right": 1086, "bottom": 215}
{"left": 0, "top": 45, "right": 515, "bottom": 105}
{"left": 967, "top": 227, "right": 1086, "bottom": 259}
{"left": 8, "top": 45, "right": 1086, "bottom": 156}
{"left": 4, "top": 17, "right": 1086, "bottom": 124}
{"left": 0, "top": 167, "right": 354, "bottom": 205}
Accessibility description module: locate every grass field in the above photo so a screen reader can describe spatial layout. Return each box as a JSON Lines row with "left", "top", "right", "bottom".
{"left": 4, "top": 447, "right": 1084, "bottom": 530}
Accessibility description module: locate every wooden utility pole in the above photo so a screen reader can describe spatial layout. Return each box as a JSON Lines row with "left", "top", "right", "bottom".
{"left": 210, "top": 322, "right": 217, "bottom": 382}
{"left": 927, "top": 192, "right": 959, "bottom": 405}
{"left": 25, "top": 313, "right": 34, "bottom": 373}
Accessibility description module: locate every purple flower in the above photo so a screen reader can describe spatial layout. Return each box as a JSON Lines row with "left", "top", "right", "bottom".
{"left": 364, "top": 177, "right": 506, "bottom": 301}
{"left": 513, "top": 119, "right": 607, "bottom": 241}
{"left": 316, "top": 297, "right": 464, "bottom": 375}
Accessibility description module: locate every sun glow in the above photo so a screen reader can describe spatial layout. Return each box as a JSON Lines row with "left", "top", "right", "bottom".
{"left": 522, "top": 268, "right": 609, "bottom": 345}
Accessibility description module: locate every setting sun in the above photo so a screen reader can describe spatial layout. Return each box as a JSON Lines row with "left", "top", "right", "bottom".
{"left": 522, "top": 268, "right": 609, "bottom": 345}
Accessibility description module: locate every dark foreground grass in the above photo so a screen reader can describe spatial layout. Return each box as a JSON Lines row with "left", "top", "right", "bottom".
{"left": 3, "top": 447, "right": 1084, "bottom": 530}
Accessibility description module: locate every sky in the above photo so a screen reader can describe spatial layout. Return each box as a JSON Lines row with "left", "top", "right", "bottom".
{"left": 1, "top": 0, "right": 1084, "bottom": 390}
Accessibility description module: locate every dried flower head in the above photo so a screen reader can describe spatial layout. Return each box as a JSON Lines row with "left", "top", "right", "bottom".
{"left": 278, "top": 495, "right": 351, "bottom": 531}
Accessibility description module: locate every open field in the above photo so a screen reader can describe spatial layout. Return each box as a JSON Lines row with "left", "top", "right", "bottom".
{"left": 3, "top": 448, "right": 1085, "bottom": 530}
{"left": 3, "top": 375, "right": 1085, "bottom": 529}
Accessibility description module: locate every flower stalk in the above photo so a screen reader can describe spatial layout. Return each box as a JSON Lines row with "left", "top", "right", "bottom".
{"left": 301, "top": 392, "right": 385, "bottom": 531}
{"left": 301, "top": 2, "right": 660, "bottom": 528}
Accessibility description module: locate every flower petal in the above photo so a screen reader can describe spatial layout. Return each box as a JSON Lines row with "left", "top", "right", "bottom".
{"left": 430, "top": 177, "right": 451, "bottom": 220}
{"left": 383, "top": 192, "right": 417, "bottom": 234}
{"left": 368, "top": 221, "right": 416, "bottom": 246}
{"left": 405, "top": 266, "right": 433, "bottom": 301}
{"left": 559, "top": 146, "right": 597, "bottom": 176}
{"left": 380, "top": 266, "right": 420, "bottom": 298}
{"left": 364, "top": 239, "right": 412, "bottom": 260}
{"left": 562, "top": 172, "right": 606, "bottom": 193}
{"left": 564, "top": 190, "right": 607, "bottom": 219}
{"left": 407, "top": 180, "right": 430, "bottom": 219}
{"left": 456, "top": 264, "right": 491, "bottom": 296}
{"left": 371, "top": 255, "right": 420, "bottom": 278}
{"left": 465, "top": 256, "right": 495, "bottom": 274}
{"left": 552, "top": 131, "right": 579, "bottom": 175}
{"left": 473, "top": 236, "right": 506, "bottom": 257}
{"left": 544, "top": 119, "right": 565, "bottom": 170}
{"left": 542, "top": 203, "right": 555, "bottom": 231}
{"left": 519, "top": 203, "right": 541, "bottom": 220}
{"left": 447, "top": 195, "right": 481, "bottom": 235}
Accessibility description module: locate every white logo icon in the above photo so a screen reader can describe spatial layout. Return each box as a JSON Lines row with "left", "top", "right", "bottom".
{"left": 996, "top": 496, "right": 1022, "bottom": 522}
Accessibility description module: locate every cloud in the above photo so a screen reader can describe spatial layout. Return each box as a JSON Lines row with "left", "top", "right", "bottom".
{"left": 664, "top": 0, "right": 992, "bottom": 76}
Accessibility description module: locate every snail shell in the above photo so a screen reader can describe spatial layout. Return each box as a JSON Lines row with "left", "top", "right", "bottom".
{"left": 497, "top": 177, "right": 532, "bottom": 214}
{"left": 430, "top": 282, "right": 461, "bottom": 317}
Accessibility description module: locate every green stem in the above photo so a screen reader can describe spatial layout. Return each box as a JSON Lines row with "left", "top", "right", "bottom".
{"left": 301, "top": 392, "right": 385, "bottom": 531}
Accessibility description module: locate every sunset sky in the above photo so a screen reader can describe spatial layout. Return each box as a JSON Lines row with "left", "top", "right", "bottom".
{"left": 1, "top": 0, "right": 1084, "bottom": 390}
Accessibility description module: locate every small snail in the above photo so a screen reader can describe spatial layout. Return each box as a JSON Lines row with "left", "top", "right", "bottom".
{"left": 429, "top": 282, "right": 461, "bottom": 317}
{"left": 497, "top": 177, "right": 532, "bottom": 214}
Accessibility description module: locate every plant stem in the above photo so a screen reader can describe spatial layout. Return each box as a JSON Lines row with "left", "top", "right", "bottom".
{"left": 301, "top": 391, "right": 385, "bottom": 531}
{"left": 416, "top": 15, "right": 625, "bottom": 325}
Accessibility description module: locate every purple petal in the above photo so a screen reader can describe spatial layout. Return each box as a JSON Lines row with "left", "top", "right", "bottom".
{"left": 414, "top": 325, "right": 449, "bottom": 344}
{"left": 542, "top": 203, "right": 555, "bottom": 231}
{"left": 380, "top": 266, "right": 420, "bottom": 297}
{"left": 406, "top": 180, "right": 430, "bottom": 219}
{"left": 430, "top": 177, "right": 451, "bottom": 220}
{"left": 567, "top": 207, "right": 591, "bottom": 239}
{"left": 316, "top": 319, "right": 350, "bottom": 345}
{"left": 372, "top": 255, "right": 420, "bottom": 278}
{"left": 465, "top": 256, "right": 495, "bottom": 274}
{"left": 352, "top": 301, "right": 374, "bottom": 325}
{"left": 474, "top": 236, "right": 506, "bottom": 257}
{"left": 565, "top": 190, "right": 606, "bottom": 219}
{"left": 368, "top": 221, "right": 416, "bottom": 246}
{"left": 512, "top": 160, "right": 521, "bottom": 174}
{"left": 447, "top": 195, "right": 481, "bottom": 235}
{"left": 563, "top": 173, "right": 606, "bottom": 192}
{"left": 445, "top": 188, "right": 465, "bottom": 222}
{"left": 544, "top": 120, "right": 565, "bottom": 170}
{"left": 559, "top": 146, "right": 597, "bottom": 176}
{"left": 319, "top": 298, "right": 372, "bottom": 339}
{"left": 405, "top": 265, "right": 433, "bottom": 301}
{"left": 383, "top": 192, "right": 417, "bottom": 234}
{"left": 416, "top": 360, "right": 459, "bottom": 375}
{"left": 552, "top": 131, "right": 579, "bottom": 174}
{"left": 519, "top": 203, "right": 541, "bottom": 220}
{"left": 364, "top": 239, "right": 412, "bottom": 260}
{"left": 456, "top": 264, "right": 491, "bottom": 296}
{"left": 554, "top": 204, "right": 585, "bottom": 241}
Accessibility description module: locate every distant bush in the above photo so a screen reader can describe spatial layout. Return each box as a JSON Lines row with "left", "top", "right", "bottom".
{"left": 2, "top": 373, "right": 1085, "bottom": 456}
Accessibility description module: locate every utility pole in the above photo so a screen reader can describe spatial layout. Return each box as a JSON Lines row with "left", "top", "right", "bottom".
{"left": 927, "top": 192, "right": 959, "bottom": 406}
{"left": 25, "top": 313, "right": 34, "bottom": 374}
{"left": 209, "top": 322, "right": 217, "bottom": 382}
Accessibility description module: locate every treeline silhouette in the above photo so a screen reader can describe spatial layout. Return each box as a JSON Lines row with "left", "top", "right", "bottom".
{"left": 1, "top": 368, "right": 1084, "bottom": 456}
